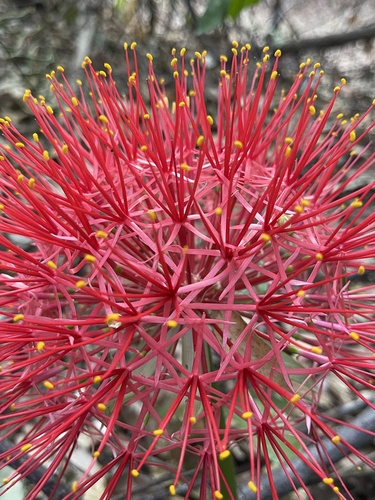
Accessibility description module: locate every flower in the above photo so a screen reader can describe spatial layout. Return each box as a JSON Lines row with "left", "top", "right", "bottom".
{"left": 0, "top": 41, "right": 375, "bottom": 499}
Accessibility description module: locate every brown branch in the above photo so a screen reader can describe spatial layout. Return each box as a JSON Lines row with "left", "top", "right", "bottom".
{"left": 279, "top": 23, "right": 375, "bottom": 53}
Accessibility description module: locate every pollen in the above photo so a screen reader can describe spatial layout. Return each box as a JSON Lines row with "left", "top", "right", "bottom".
{"left": 331, "top": 435, "right": 341, "bottom": 444}
{"left": 47, "top": 260, "right": 57, "bottom": 270}
{"left": 358, "top": 265, "right": 365, "bottom": 275}
{"left": 140, "top": 145, "right": 148, "bottom": 152}
{"left": 148, "top": 210, "right": 157, "bottom": 221}
{"left": 206, "top": 115, "right": 214, "bottom": 125}
{"left": 215, "top": 207, "right": 222, "bottom": 215}
{"left": 36, "top": 341, "right": 45, "bottom": 352}
{"left": 274, "top": 49, "right": 282, "bottom": 57}
{"left": 260, "top": 233, "right": 271, "bottom": 242}
{"left": 214, "top": 491, "right": 223, "bottom": 500}
{"left": 285, "top": 146, "right": 292, "bottom": 157}
{"left": 84, "top": 254, "right": 96, "bottom": 262}
{"left": 99, "top": 115, "right": 109, "bottom": 124}
{"left": 248, "top": 481, "right": 257, "bottom": 492}
{"left": 131, "top": 469, "right": 139, "bottom": 477}
{"left": 76, "top": 280, "right": 86, "bottom": 288}
{"left": 323, "top": 477, "right": 334, "bottom": 485}
{"left": 167, "top": 319, "right": 178, "bottom": 328}
{"left": 43, "top": 381, "right": 54, "bottom": 390}
{"left": 28, "top": 178, "right": 35, "bottom": 189}
{"left": 169, "top": 484, "right": 177, "bottom": 496}
{"left": 350, "top": 199, "right": 362, "bottom": 208}
{"left": 92, "top": 451, "right": 100, "bottom": 458}
{"left": 197, "top": 135, "right": 204, "bottom": 147}
{"left": 15, "top": 142, "right": 25, "bottom": 148}
{"left": 72, "top": 481, "right": 78, "bottom": 492}
{"left": 189, "top": 416, "right": 197, "bottom": 424}
{"left": 241, "top": 411, "right": 253, "bottom": 419}
{"left": 95, "top": 230, "right": 108, "bottom": 238}
{"left": 61, "top": 144, "right": 69, "bottom": 154}
{"left": 13, "top": 314, "right": 24, "bottom": 322}
{"left": 180, "top": 163, "right": 190, "bottom": 171}
{"left": 315, "top": 252, "right": 324, "bottom": 261}
{"left": 106, "top": 313, "right": 121, "bottom": 326}
{"left": 130, "top": 42, "right": 137, "bottom": 50}
{"left": 311, "top": 346, "right": 323, "bottom": 354}
{"left": 97, "top": 403, "right": 107, "bottom": 411}
{"left": 290, "top": 394, "right": 300, "bottom": 404}
{"left": 21, "top": 443, "right": 32, "bottom": 452}
{"left": 46, "top": 105, "right": 54, "bottom": 115}
{"left": 309, "top": 105, "right": 316, "bottom": 116}
{"left": 93, "top": 375, "right": 102, "bottom": 384}
{"left": 71, "top": 97, "right": 79, "bottom": 107}
{"left": 234, "top": 140, "right": 243, "bottom": 149}
{"left": 349, "top": 332, "right": 360, "bottom": 341}
{"left": 153, "top": 429, "right": 164, "bottom": 436}
{"left": 349, "top": 130, "right": 356, "bottom": 142}
{"left": 297, "top": 290, "right": 305, "bottom": 297}
{"left": 219, "top": 450, "right": 230, "bottom": 460}
{"left": 271, "top": 70, "right": 278, "bottom": 80}
{"left": 294, "top": 205, "right": 303, "bottom": 214}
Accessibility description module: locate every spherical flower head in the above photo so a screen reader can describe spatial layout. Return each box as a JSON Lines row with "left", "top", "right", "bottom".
{"left": 0, "top": 42, "right": 375, "bottom": 499}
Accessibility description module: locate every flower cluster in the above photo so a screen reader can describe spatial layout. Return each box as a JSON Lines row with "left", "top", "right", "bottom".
{"left": 0, "top": 41, "right": 375, "bottom": 499}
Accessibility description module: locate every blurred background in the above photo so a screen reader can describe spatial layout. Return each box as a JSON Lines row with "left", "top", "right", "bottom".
{"left": 0, "top": 0, "right": 375, "bottom": 136}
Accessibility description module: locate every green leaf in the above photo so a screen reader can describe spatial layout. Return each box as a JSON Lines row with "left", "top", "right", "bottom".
{"left": 227, "top": 0, "right": 260, "bottom": 19}
{"left": 195, "top": 0, "right": 231, "bottom": 35}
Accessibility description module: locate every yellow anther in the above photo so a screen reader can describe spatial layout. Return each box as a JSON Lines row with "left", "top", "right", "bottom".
{"left": 71, "top": 97, "right": 79, "bottom": 107}
{"left": 231, "top": 48, "right": 238, "bottom": 56}
{"left": 97, "top": 403, "right": 107, "bottom": 411}
{"left": 99, "top": 115, "right": 109, "bottom": 124}
{"left": 294, "top": 205, "right": 303, "bottom": 214}
{"left": 263, "top": 54, "right": 269, "bottom": 62}
{"left": 271, "top": 70, "right": 278, "bottom": 80}
{"left": 232, "top": 40, "right": 239, "bottom": 48}
{"left": 358, "top": 265, "right": 365, "bottom": 275}
{"left": 147, "top": 210, "right": 157, "bottom": 221}
{"left": 241, "top": 411, "right": 253, "bottom": 419}
{"left": 13, "top": 314, "right": 24, "bottom": 322}
{"left": 43, "top": 381, "right": 54, "bottom": 390}
{"left": 106, "top": 313, "right": 121, "bottom": 326}
{"left": 349, "top": 332, "right": 360, "bottom": 341}
{"left": 311, "top": 346, "right": 322, "bottom": 354}
{"left": 180, "top": 47, "right": 186, "bottom": 56}
{"left": 290, "top": 394, "right": 300, "bottom": 404}
{"left": 206, "top": 115, "right": 214, "bottom": 125}
{"left": 167, "top": 320, "right": 178, "bottom": 328}
{"left": 130, "top": 42, "right": 137, "bottom": 50}
{"left": 350, "top": 199, "right": 362, "bottom": 208}
{"left": 297, "top": 290, "right": 305, "bottom": 297}
{"left": 334, "top": 86, "right": 340, "bottom": 92}
{"left": 180, "top": 163, "right": 190, "bottom": 171}
{"left": 274, "top": 49, "right": 281, "bottom": 57}
{"left": 189, "top": 416, "right": 196, "bottom": 424}
{"left": 28, "top": 178, "right": 35, "bottom": 189}
{"left": 46, "top": 106, "right": 54, "bottom": 115}
{"left": 323, "top": 477, "right": 334, "bottom": 485}
{"left": 95, "top": 230, "right": 108, "bottom": 238}
{"left": 146, "top": 53, "right": 153, "bottom": 62}
{"left": 17, "top": 174, "right": 24, "bottom": 183}
{"left": 2, "top": 478, "right": 9, "bottom": 484}
{"left": 260, "top": 233, "right": 271, "bottom": 242}
{"left": 15, "top": 142, "right": 25, "bottom": 148}
{"left": 92, "top": 451, "right": 100, "bottom": 458}
{"left": 219, "top": 450, "right": 230, "bottom": 460}
{"left": 194, "top": 51, "right": 202, "bottom": 59}
{"left": 36, "top": 341, "right": 45, "bottom": 352}
{"left": 43, "top": 150, "right": 50, "bottom": 161}
{"left": 301, "top": 199, "right": 310, "bottom": 207}
{"left": 315, "top": 253, "right": 324, "bottom": 261}
{"left": 61, "top": 144, "right": 69, "bottom": 154}
{"left": 214, "top": 491, "right": 223, "bottom": 500}
{"left": 170, "top": 57, "right": 178, "bottom": 66}
{"left": 197, "top": 135, "right": 204, "bottom": 147}
{"left": 84, "top": 254, "right": 96, "bottom": 262}
{"left": 215, "top": 207, "right": 222, "bottom": 215}
{"left": 93, "top": 375, "right": 102, "bottom": 384}
{"left": 248, "top": 481, "right": 257, "bottom": 493}
{"left": 75, "top": 280, "right": 86, "bottom": 288}
{"left": 349, "top": 130, "right": 356, "bottom": 142}
{"left": 220, "top": 69, "right": 227, "bottom": 77}
{"left": 153, "top": 429, "right": 164, "bottom": 436}
{"left": 285, "top": 146, "right": 292, "bottom": 157}
{"left": 341, "top": 77, "right": 347, "bottom": 85}
{"left": 131, "top": 469, "right": 139, "bottom": 477}
{"left": 263, "top": 46, "right": 269, "bottom": 53}
{"left": 169, "top": 484, "right": 176, "bottom": 496}
{"left": 309, "top": 105, "right": 316, "bottom": 116}
{"left": 220, "top": 55, "right": 227, "bottom": 62}
{"left": 21, "top": 443, "right": 32, "bottom": 452}
{"left": 331, "top": 435, "right": 341, "bottom": 444}
{"left": 104, "top": 63, "right": 112, "bottom": 72}
{"left": 173, "top": 71, "right": 179, "bottom": 79}
{"left": 143, "top": 113, "right": 150, "bottom": 120}
{"left": 47, "top": 260, "right": 57, "bottom": 270}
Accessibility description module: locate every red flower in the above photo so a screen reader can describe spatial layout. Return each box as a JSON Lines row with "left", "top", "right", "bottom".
{"left": 0, "top": 41, "right": 375, "bottom": 499}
